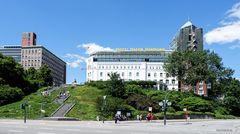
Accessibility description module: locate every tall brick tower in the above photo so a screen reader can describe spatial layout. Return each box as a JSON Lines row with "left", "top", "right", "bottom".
{"left": 22, "top": 32, "right": 37, "bottom": 47}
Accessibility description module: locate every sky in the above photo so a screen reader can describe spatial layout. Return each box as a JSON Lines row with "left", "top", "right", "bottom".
{"left": 1, "top": 0, "right": 240, "bottom": 84}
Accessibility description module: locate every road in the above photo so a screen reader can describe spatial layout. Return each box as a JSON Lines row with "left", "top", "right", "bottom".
{"left": 0, "top": 119, "right": 239, "bottom": 134}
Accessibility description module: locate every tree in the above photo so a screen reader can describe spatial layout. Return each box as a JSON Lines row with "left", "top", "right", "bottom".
{"left": 0, "top": 53, "right": 25, "bottom": 88}
{"left": 25, "top": 67, "right": 38, "bottom": 80}
{"left": 38, "top": 64, "right": 53, "bottom": 87}
{"left": 106, "top": 72, "right": 125, "bottom": 98}
{"left": 0, "top": 85, "right": 24, "bottom": 105}
{"left": 179, "top": 97, "right": 214, "bottom": 112}
{"left": 163, "top": 50, "right": 233, "bottom": 92}
{"left": 222, "top": 79, "right": 240, "bottom": 116}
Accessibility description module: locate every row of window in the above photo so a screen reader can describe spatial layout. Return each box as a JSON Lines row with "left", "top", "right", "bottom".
{"left": 97, "top": 65, "right": 164, "bottom": 70}
{"left": 98, "top": 72, "right": 175, "bottom": 84}
{"left": 22, "top": 49, "right": 41, "bottom": 54}
{"left": 99, "top": 72, "right": 170, "bottom": 78}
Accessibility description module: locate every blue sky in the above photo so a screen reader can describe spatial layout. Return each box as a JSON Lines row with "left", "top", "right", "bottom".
{"left": 1, "top": 0, "right": 240, "bottom": 83}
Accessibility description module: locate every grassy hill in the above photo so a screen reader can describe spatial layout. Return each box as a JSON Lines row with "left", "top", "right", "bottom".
{"left": 0, "top": 85, "right": 104, "bottom": 120}
{"left": 65, "top": 85, "right": 104, "bottom": 120}
{"left": 0, "top": 87, "right": 62, "bottom": 119}
{"left": 1, "top": 84, "right": 236, "bottom": 120}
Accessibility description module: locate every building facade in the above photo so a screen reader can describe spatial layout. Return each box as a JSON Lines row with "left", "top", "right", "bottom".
{"left": 86, "top": 48, "right": 178, "bottom": 90}
{"left": 21, "top": 46, "right": 66, "bottom": 86}
{"left": 170, "top": 21, "right": 203, "bottom": 51}
{"left": 0, "top": 45, "right": 22, "bottom": 63}
{"left": 22, "top": 32, "right": 37, "bottom": 47}
{"left": 0, "top": 32, "right": 66, "bottom": 86}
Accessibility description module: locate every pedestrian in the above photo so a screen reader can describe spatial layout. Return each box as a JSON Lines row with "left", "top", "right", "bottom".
{"left": 96, "top": 116, "right": 99, "bottom": 121}
{"left": 137, "top": 115, "right": 139, "bottom": 120}
{"left": 139, "top": 114, "right": 142, "bottom": 121}
{"left": 115, "top": 113, "right": 118, "bottom": 124}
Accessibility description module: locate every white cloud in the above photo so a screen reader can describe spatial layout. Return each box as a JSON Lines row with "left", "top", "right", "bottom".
{"left": 64, "top": 54, "right": 86, "bottom": 68}
{"left": 64, "top": 43, "right": 114, "bottom": 68}
{"left": 77, "top": 43, "right": 114, "bottom": 55}
{"left": 204, "top": 2, "right": 240, "bottom": 45}
{"left": 227, "top": 2, "right": 240, "bottom": 18}
{"left": 229, "top": 44, "right": 240, "bottom": 49}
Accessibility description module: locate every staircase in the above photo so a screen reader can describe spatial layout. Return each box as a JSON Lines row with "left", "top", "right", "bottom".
{"left": 51, "top": 103, "right": 75, "bottom": 117}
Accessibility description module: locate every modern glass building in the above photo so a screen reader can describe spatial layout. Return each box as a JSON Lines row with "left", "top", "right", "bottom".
{"left": 86, "top": 48, "right": 178, "bottom": 90}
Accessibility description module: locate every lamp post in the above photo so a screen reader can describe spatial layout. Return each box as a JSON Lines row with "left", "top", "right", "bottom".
{"left": 21, "top": 99, "right": 28, "bottom": 123}
{"left": 102, "top": 95, "right": 107, "bottom": 123}
{"left": 159, "top": 91, "right": 172, "bottom": 125}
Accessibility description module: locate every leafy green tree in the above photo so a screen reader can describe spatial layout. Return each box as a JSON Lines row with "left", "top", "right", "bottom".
{"left": 126, "top": 94, "right": 158, "bottom": 111}
{"left": 106, "top": 72, "right": 125, "bottom": 98}
{"left": 96, "top": 96, "right": 127, "bottom": 118}
{"left": 0, "top": 85, "right": 24, "bottom": 105}
{"left": 25, "top": 67, "right": 38, "bottom": 80}
{"left": 38, "top": 64, "right": 53, "bottom": 87}
{"left": 179, "top": 97, "right": 214, "bottom": 112}
{"left": 163, "top": 50, "right": 233, "bottom": 92}
{"left": 222, "top": 79, "right": 240, "bottom": 116}
{"left": 0, "top": 54, "right": 25, "bottom": 88}
{"left": 125, "top": 84, "right": 144, "bottom": 96}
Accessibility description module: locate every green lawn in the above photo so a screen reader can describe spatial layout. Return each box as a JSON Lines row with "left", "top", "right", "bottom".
{"left": 0, "top": 85, "right": 104, "bottom": 120}
{"left": 65, "top": 85, "right": 104, "bottom": 120}
{"left": 0, "top": 87, "right": 62, "bottom": 119}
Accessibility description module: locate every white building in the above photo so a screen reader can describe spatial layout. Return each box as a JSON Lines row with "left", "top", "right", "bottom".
{"left": 86, "top": 48, "right": 178, "bottom": 90}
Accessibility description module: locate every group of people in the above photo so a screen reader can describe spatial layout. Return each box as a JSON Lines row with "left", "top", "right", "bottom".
{"left": 136, "top": 114, "right": 143, "bottom": 121}
{"left": 146, "top": 113, "right": 154, "bottom": 121}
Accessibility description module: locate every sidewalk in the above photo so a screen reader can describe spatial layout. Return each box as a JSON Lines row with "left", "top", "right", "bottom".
{"left": 102, "top": 118, "right": 214, "bottom": 124}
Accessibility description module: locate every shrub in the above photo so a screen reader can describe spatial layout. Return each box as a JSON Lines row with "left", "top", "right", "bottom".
{"left": 0, "top": 85, "right": 24, "bottom": 105}
{"left": 179, "top": 97, "right": 214, "bottom": 112}
{"left": 86, "top": 81, "right": 108, "bottom": 89}
{"left": 125, "top": 84, "right": 144, "bottom": 96}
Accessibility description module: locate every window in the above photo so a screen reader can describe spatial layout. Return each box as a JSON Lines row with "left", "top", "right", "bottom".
{"left": 154, "top": 73, "right": 157, "bottom": 78}
{"left": 122, "top": 72, "right": 124, "bottom": 77}
{"left": 160, "top": 73, "right": 163, "bottom": 77}
{"left": 148, "top": 73, "right": 151, "bottom": 77}
{"left": 198, "top": 90, "right": 203, "bottom": 95}
{"left": 100, "top": 72, "right": 103, "bottom": 77}
{"left": 160, "top": 79, "right": 163, "bottom": 83}
{"left": 166, "top": 73, "right": 169, "bottom": 77}
{"left": 136, "top": 72, "right": 139, "bottom": 77}
{"left": 172, "top": 79, "right": 175, "bottom": 84}
{"left": 129, "top": 72, "right": 132, "bottom": 77}
{"left": 166, "top": 79, "right": 169, "bottom": 84}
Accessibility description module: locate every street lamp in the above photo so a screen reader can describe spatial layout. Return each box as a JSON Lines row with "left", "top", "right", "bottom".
{"left": 102, "top": 95, "right": 107, "bottom": 123}
{"left": 159, "top": 91, "right": 172, "bottom": 125}
{"left": 20, "top": 99, "right": 28, "bottom": 123}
